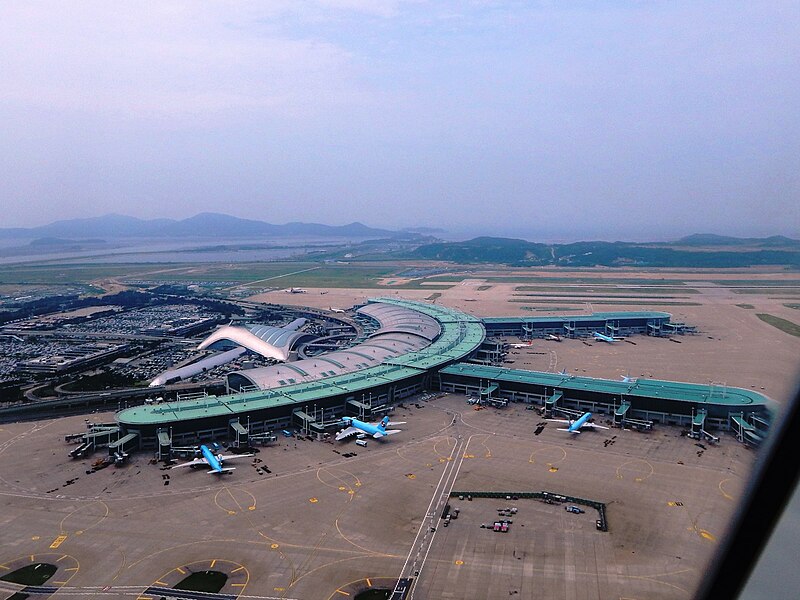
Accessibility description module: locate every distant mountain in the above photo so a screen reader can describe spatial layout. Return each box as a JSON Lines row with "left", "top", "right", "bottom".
{"left": 414, "top": 237, "right": 550, "bottom": 264}
{"left": 675, "top": 233, "right": 800, "bottom": 248}
{"left": 410, "top": 236, "right": 800, "bottom": 267}
{"left": 0, "top": 213, "right": 397, "bottom": 240}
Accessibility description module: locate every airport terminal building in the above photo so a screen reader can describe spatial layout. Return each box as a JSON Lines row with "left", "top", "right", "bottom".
{"left": 107, "top": 298, "right": 773, "bottom": 454}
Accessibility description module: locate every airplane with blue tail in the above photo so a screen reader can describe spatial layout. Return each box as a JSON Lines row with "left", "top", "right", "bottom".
{"left": 592, "top": 331, "right": 622, "bottom": 343}
{"left": 171, "top": 443, "right": 253, "bottom": 474}
{"left": 335, "top": 415, "right": 405, "bottom": 441}
{"left": 548, "top": 411, "right": 610, "bottom": 434}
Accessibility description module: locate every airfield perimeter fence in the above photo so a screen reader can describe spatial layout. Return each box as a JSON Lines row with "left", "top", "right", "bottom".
{"left": 450, "top": 490, "right": 608, "bottom": 531}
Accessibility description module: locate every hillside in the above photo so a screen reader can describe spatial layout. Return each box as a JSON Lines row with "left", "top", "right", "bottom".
{"left": 409, "top": 236, "right": 800, "bottom": 268}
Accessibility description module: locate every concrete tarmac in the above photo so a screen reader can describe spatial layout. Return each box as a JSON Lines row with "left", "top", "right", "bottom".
{"left": 0, "top": 394, "right": 754, "bottom": 599}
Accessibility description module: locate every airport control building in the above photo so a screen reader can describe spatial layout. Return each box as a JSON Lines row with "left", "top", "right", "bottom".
{"left": 109, "top": 298, "right": 772, "bottom": 456}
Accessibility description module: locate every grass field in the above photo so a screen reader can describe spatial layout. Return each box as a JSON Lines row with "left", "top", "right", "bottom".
{"left": 426, "top": 275, "right": 691, "bottom": 285}
{"left": 509, "top": 294, "right": 688, "bottom": 301}
{"left": 756, "top": 313, "right": 800, "bottom": 337}
{"left": 516, "top": 299, "right": 702, "bottom": 307}
{"left": 0, "top": 262, "right": 448, "bottom": 290}
{"left": 523, "top": 306, "right": 583, "bottom": 312}
{"left": 711, "top": 280, "right": 800, "bottom": 287}
{"left": 514, "top": 286, "right": 699, "bottom": 294}
{"left": 732, "top": 288, "right": 800, "bottom": 295}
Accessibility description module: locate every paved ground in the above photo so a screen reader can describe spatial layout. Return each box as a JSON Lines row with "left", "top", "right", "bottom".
{"left": 251, "top": 268, "right": 800, "bottom": 402}
{"left": 3, "top": 267, "right": 794, "bottom": 599}
{"left": 0, "top": 394, "right": 753, "bottom": 600}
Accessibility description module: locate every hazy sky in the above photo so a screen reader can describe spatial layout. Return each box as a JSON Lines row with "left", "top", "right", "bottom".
{"left": 1, "top": 1, "right": 798, "bottom": 241}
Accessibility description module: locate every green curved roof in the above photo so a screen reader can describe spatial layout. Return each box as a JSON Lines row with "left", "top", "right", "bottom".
{"left": 482, "top": 311, "right": 671, "bottom": 325}
{"left": 440, "top": 363, "right": 775, "bottom": 412}
{"left": 117, "top": 298, "right": 486, "bottom": 427}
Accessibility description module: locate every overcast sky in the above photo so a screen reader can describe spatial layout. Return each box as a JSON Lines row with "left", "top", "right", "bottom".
{"left": 1, "top": 1, "right": 798, "bottom": 241}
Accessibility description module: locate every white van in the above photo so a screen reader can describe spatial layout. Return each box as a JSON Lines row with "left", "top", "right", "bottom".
{"left": 355, "top": 439, "right": 368, "bottom": 447}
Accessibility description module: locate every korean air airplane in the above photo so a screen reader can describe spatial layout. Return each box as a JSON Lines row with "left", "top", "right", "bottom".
{"left": 335, "top": 416, "right": 405, "bottom": 441}
{"left": 548, "top": 412, "right": 610, "bottom": 434}
{"left": 592, "top": 331, "right": 621, "bottom": 343}
{"left": 171, "top": 443, "right": 253, "bottom": 474}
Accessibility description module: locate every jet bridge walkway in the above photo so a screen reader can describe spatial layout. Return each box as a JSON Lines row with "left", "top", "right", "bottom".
{"left": 731, "top": 414, "right": 765, "bottom": 446}
{"left": 544, "top": 391, "right": 563, "bottom": 417}
{"left": 107, "top": 432, "right": 138, "bottom": 456}
{"left": 613, "top": 400, "right": 631, "bottom": 426}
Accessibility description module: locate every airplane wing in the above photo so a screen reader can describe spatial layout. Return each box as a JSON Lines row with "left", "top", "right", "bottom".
{"left": 335, "top": 426, "right": 360, "bottom": 441}
{"left": 171, "top": 457, "right": 207, "bottom": 469}
{"left": 581, "top": 422, "right": 610, "bottom": 430}
{"left": 208, "top": 467, "right": 235, "bottom": 474}
{"left": 546, "top": 419, "right": 571, "bottom": 425}
{"left": 374, "top": 429, "right": 402, "bottom": 437}
{"left": 218, "top": 453, "right": 254, "bottom": 462}
{"left": 386, "top": 421, "right": 406, "bottom": 426}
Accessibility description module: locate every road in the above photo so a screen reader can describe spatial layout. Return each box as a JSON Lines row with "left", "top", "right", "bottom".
{"left": 392, "top": 410, "right": 470, "bottom": 599}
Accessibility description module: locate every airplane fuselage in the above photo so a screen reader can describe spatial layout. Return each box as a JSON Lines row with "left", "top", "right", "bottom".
{"left": 344, "top": 417, "right": 385, "bottom": 438}
{"left": 568, "top": 412, "right": 594, "bottom": 433}
{"left": 200, "top": 444, "right": 224, "bottom": 472}
{"left": 592, "top": 332, "right": 616, "bottom": 343}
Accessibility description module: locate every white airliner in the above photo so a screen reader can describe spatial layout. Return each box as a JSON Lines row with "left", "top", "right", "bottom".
{"left": 335, "top": 416, "right": 405, "bottom": 441}
{"left": 286, "top": 287, "right": 307, "bottom": 294}
{"left": 509, "top": 340, "right": 533, "bottom": 349}
{"left": 330, "top": 306, "right": 347, "bottom": 313}
{"left": 171, "top": 443, "right": 253, "bottom": 474}
{"left": 592, "top": 331, "right": 622, "bottom": 343}
{"left": 548, "top": 412, "right": 610, "bottom": 434}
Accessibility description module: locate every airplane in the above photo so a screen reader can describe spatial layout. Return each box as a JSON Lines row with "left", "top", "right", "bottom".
{"left": 171, "top": 443, "right": 253, "bottom": 474}
{"left": 546, "top": 334, "right": 562, "bottom": 342}
{"left": 330, "top": 306, "right": 347, "bottom": 313}
{"left": 286, "top": 287, "right": 307, "bottom": 294}
{"left": 548, "top": 411, "right": 610, "bottom": 434}
{"left": 509, "top": 340, "right": 533, "bottom": 349}
{"left": 335, "top": 416, "right": 405, "bottom": 441}
{"left": 592, "top": 331, "right": 621, "bottom": 343}
{"left": 621, "top": 374, "right": 636, "bottom": 383}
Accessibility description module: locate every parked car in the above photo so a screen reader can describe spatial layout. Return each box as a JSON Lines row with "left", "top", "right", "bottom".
{"left": 565, "top": 506, "right": 585, "bottom": 514}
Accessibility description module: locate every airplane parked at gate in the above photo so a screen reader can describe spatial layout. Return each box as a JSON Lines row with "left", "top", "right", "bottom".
{"left": 509, "top": 340, "right": 533, "bottom": 349}
{"left": 335, "top": 416, "right": 405, "bottom": 441}
{"left": 171, "top": 443, "right": 253, "bottom": 474}
{"left": 546, "top": 334, "right": 562, "bottom": 342}
{"left": 592, "top": 331, "right": 621, "bottom": 343}
{"left": 548, "top": 412, "right": 610, "bottom": 434}
{"left": 330, "top": 306, "right": 347, "bottom": 313}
